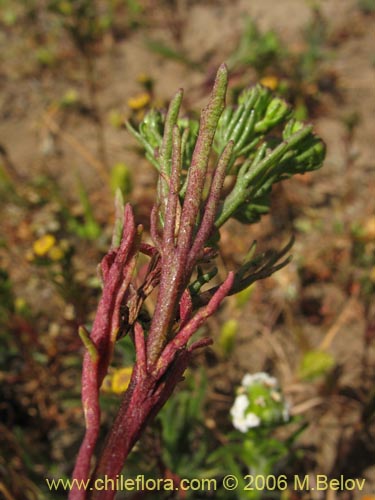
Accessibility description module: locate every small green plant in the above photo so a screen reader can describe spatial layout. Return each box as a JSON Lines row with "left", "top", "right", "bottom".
{"left": 70, "top": 64, "right": 324, "bottom": 499}
{"left": 66, "top": 179, "right": 101, "bottom": 240}
{"left": 109, "top": 162, "right": 133, "bottom": 199}
{"left": 128, "top": 83, "right": 324, "bottom": 229}
{"left": 225, "top": 11, "right": 335, "bottom": 119}
{"left": 211, "top": 373, "right": 302, "bottom": 500}
{"left": 358, "top": 0, "right": 375, "bottom": 14}
{"left": 156, "top": 371, "right": 215, "bottom": 483}
{"left": 227, "top": 18, "right": 284, "bottom": 75}
{"left": 230, "top": 373, "right": 289, "bottom": 431}
{"left": 47, "top": 0, "right": 116, "bottom": 166}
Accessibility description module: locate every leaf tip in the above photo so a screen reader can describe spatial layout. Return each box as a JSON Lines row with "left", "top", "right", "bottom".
{"left": 78, "top": 326, "right": 99, "bottom": 363}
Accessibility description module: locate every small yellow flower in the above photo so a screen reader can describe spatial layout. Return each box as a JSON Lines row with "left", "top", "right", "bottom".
{"left": 101, "top": 373, "right": 113, "bottom": 393}
{"left": 48, "top": 245, "right": 65, "bottom": 261}
{"left": 111, "top": 367, "right": 133, "bottom": 394}
{"left": 127, "top": 92, "right": 151, "bottom": 110}
{"left": 33, "top": 234, "right": 56, "bottom": 257}
{"left": 260, "top": 76, "right": 279, "bottom": 91}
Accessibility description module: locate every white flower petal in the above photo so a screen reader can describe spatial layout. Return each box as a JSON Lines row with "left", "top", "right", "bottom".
{"left": 230, "top": 394, "right": 249, "bottom": 418}
{"left": 230, "top": 395, "right": 251, "bottom": 432}
{"left": 245, "top": 412, "right": 261, "bottom": 429}
{"left": 241, "top": 372, "right": 278, "bottom": 388}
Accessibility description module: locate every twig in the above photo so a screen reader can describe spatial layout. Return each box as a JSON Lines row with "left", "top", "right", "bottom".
{"left": 319, "top": 293, "right": 358, "bottom": 351}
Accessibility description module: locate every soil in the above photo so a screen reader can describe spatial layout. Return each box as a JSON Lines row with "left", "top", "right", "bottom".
{"left": 0, "top": 0, "right": 374, "bottom": 499}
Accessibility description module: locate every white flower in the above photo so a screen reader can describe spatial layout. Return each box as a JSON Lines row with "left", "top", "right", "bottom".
{"left": 230, "top": 394, "right": 249, "bottom": 420}
{"left": 230, "top": 394, "right": 261, "bottom": 432}
{"left": 241, "top": 372, "right": 278, "bottom": 388}
{"left": 244, "top": 412, "right": 261, "bottom": 429}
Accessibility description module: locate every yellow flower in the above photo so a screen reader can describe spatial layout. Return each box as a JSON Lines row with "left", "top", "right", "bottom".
{"left": 111, "top": 367, "right": 133, "bottom": 394}
{"left": 33, "top": 234, "right": 56, "bottom": 256}
{"left": 101, "top": 373, "right": 113, "bottom": 393}
{"left": 48, "top": 245, "right": 65, "bottom": 261}
{"left": 127, "top": 92, "right": 151, "bottom": 110}
{"left": 260, "top": 76, "right": 279, "bottom": 91}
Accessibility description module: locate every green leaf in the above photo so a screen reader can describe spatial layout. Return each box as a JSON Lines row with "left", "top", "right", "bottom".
{"left": 218, "top": 319, "right": 239, "bottom": 356}
{"left": 128, "top": 67, "right": 325, "bottom": 231}
{"left": 299, "top": 350, "right": 335, "bottom": 380}
{"left": 110, "top": 162, "right": 132, "bottom": 197}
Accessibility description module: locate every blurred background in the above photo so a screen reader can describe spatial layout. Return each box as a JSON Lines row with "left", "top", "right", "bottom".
{"left": 0, "top": 0, "right": 374, "bottom": 498}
